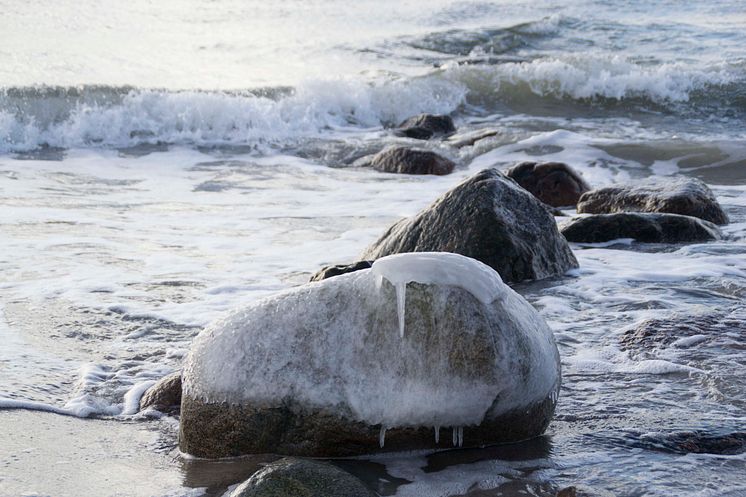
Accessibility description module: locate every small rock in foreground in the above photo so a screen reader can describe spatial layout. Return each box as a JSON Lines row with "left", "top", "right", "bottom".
{"left": 139, "top": 371, "right": 181, "bottom": 413}
{"left": 230, "top": 457, "right": 375, "bottom": 497}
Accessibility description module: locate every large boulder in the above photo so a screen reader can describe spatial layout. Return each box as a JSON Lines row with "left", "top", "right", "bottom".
{"left": 560, "top": 213, "right": 721, "bottom": 244}
{"left": 139, "top": 371, "right": 182, "bottom": 413}
{"left": 180, "top": 253, "right": 561, "bottom": 458}
{"left": 395, "top": 114, "right": 456, "bottom": 140}
{"left": 370, "top": 146, "right": 455, "bottom": 176}
{"left": 361, "top": 168, "right": 578, "bottom": 283}
{"left": 576, "top": 177, "right": 728, "bottom": 225}
{"left": 230, "top": 458, "right": 375, "bottom": 497}
{"left": 505, "top": 161, "right": 590, "bottom": 207}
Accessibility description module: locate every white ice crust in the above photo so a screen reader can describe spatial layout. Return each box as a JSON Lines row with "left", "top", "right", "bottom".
{"left": 184, "top": 252, "right": 560, "bottom": 431}
{"left": 371, "top": 253, "right": 507, "bottom": 337}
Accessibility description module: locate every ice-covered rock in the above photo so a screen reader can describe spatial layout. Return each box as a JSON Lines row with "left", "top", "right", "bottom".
{"left": 506, "top": 161, "right": 590, "bottom": 207}
{"left": 576, "top": 177, "right": 728, "bottom": 225}
{"left": 180, "top": 252, "right": 561, "bottom": 458}
{"left": 560, "top": 212, "right": 721, "bottom": 244}
{"left": 361, "top": 168, "right": 578, "bottom": 283}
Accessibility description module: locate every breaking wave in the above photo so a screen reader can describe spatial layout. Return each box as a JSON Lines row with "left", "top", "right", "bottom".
{"left": 0, "top": 54, "right": 741, "bottom": 152}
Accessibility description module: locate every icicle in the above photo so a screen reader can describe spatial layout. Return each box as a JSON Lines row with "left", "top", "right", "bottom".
{"left": 395, "top": 281, "right": 406, "bottom": 338}
{"left": 457, "top": 426, "right": 464, "bottom": 447}
{"left": 434, "top": 426, "right": 440, "bottom": 444}
{"left": 452, "top": 427, "right": 457, "bottom": 447}
{"left": 379, "top": 426, "right": 387, "bottom": 448}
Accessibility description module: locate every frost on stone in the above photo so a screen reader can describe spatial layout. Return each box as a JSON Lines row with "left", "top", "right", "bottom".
{"left": 370, "top": 252, "right": 507, "bottom": 338}
{"left": 184, "top": 252, "right": 560, "bottom": 432}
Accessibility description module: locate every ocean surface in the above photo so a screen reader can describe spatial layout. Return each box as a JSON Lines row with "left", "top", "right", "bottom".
{"left": 1, "top": 1, "right": 745, "bottom": 496}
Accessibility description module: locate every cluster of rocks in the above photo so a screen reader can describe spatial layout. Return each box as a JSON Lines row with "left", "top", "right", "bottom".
{"left": 136, "top": 113, "right": 732, "bottom": 496}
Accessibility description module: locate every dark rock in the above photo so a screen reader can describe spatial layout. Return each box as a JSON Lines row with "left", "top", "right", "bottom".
{"left": 139, "top": 371, "right": 181, "bottom": 413}
{"left": 181, "top": 396, "right": 556, "bottom": 459}
{"left": 635, "top": 431, "right": 746, "bottom": 456}
{"left": 230, "top": 457, "right": 376, "bottom": 497}
{"left": 370, "top": 146, "right": 456, "bottom": 175}
{"left": 557, "top": 485, "right": 616, "bottom": 497}
{"left": 395, "top": 114, "right": 456, "bottom": 139}
{"left": 309, "top": 261, "right": 373, "bottom": 282}
{"left": 577, "top": 177, "right": 728, "bottom": 225}
{"left": 560, "top": 213, "right": 721, "bottom": 244}
{"left": 360, "top": 168, "right": 578, "bottom": 283}
{"left": 506, "top": 161, "right": 590, "bottom": 207}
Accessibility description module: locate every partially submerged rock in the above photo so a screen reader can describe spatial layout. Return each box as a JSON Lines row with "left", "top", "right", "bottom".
{"left": 619, "top": 309, "right": 745, "bottom": 351}
{"left": 446, "top": 128, "right": 500, "bottom": 148}
{"left": 506, "top": 161, "right": 590, "bottom": 207}
{"left": 557, "top": 485, "right": 617, "bottom": 497}
{"left": 394, "top": 114, "right": 456, "bottom": 140}
{"left": 370, "top": 146, "right": 455, "bottom": 175}
{"left": 310, "top": 261, "right": 373, "bottom": 282}
{"left": 139, "top": 371, "right": 182, "bottom": 413}
{"left": 361, "top": 168, "right": 578, "bottom": 283}
{"left": 230, "top": 458, "right": 375, "bottom": 497}
{"left": 560, "top": 213, "right": 721, "bottom": 244}
{"left": 577, "top": 177, "right": 728, "bottom": 225}
{"left": 634, "top": 431, "right": 746, "bottom": 456}
{"left": 180, "top": 253, "right": 561, "bottom": 458}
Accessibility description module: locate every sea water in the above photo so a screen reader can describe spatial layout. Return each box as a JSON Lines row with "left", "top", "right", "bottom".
{"left": 1, "top": 0, "right": 745, "bottom": 496}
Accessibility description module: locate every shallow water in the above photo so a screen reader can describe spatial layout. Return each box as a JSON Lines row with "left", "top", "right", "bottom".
{"left": 1, "top": 1, "right": 745, "bottom": 496}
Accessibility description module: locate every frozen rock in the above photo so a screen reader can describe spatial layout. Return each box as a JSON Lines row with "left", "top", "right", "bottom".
{"left": 361, "top": 168, "right": 578, "bottom": 283}
{"left": 139, "top": 371, "right": 181, "bottom": 413}
{"left": 394, "top": 113, "right": 456, "bottom": 140}
{"left": 576, "top": 177, "right": 728, "bottom": 225}
{"left": 560, "top": 212, "right": 721, "bottom": 244}
{"left": 370, "top": 146, "right": 456, "bottom": 176}
{"left": 229, "top": 458, "right": 375, "bottom": 497}
{"left": 506, "top": 161, "right": 590, "bottom": 207}
{"left": 180, "top": 252, "right": 561, "bottom": 458}
{"left": 309, "top": 260, "right": 372, "bottom": 282}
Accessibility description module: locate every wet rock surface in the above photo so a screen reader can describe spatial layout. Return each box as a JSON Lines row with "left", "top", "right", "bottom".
{"left": 394, "top": 113, "right": 456, "bottom": 139}
{"left": 619, "top": 310, "right": 745, "bottom": 350}
{"left": 632, "top": 430, "right": 746, "bottom": 455}
{"left": 361, "top": 168, "right": 578, "bottom": 283}
{"left": 309, "top": 260, "right": 372, "bottom": 282}
{"left": 229, "top": 457, "right": 376, "bottom": 497}
{"left": 576, "top": 177, "right": 729, "bottom": 224}
{"left": 140, "top": 371, "right": 182, "bottom": 413}
{"left": 506, "top": 161, "right": 590, "bottom": 207}
{"left": 370, "top": 146, "right": 456, "bottom": 175}
{"left": 560, "top": 212, "right": 721, "bottom": 244}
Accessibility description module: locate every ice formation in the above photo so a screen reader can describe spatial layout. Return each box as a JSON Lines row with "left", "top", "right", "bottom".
{"left": 184, "top": 252, "right": 560, "bottom": 431}
{"left": 371, "top": 252, "right": 507, "bottom": 337}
